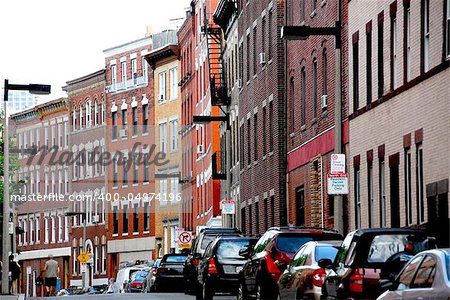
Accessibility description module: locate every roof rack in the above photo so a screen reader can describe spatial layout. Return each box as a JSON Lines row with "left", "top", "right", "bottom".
{"left": 267, "top": 226, "right": 339, "bottom": 233}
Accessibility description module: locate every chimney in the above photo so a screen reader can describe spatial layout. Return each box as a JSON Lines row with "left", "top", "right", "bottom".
{"left": 145, "top": 25, "right": 153, "bottom": 37}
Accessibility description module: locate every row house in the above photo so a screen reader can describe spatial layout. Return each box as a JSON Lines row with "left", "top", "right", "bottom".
{"left": 103, "top": 34, "right": 157, "bottom": 276}
{"left": 214, "top": 0, "right": 241, "bottom": 228}
{"left": 237, "top": 0, "right": 288, "bottom": 234}
{"left": 348, "top": 0, "right": 449, "bottom": 247}
{"left": 11, "top": 98, "right": 71, "bottom": 295}
{"left": 145, "top": 40, "right": 182, "bottom": 255}
{"left": 285, "top": 0, "right": 349, "bottom": 229}
{"left": 179, "top": 0, "right": 223, "bottom": 234}
{"left": 64, "top": 69, "right": 108, "bottom": 287}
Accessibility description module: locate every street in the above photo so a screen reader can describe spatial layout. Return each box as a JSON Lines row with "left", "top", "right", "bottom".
{"left": 29, "top": 293, "right": 236, "bottom": 300}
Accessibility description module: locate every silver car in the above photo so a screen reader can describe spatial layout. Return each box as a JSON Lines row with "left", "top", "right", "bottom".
{"left": 377, "top": 249, "right": 450, "bottom": 300}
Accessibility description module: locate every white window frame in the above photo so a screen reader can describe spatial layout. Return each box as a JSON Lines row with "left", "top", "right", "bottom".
{"left": 29, "top": 217, "right": 34, "bottom": 244}
{"left": 406, "top": 7, "right": 411, "bottom": 81}
{"left": 94, "top": 101, "right": 99, "bottom": 125}
{"left": 35, "top": 216, "right": 40, "bottom": 243}
{"left": 86, "top": 100, "right": 92, "bottom": 128}
{"left": 121, "top": 61, "right": 127, "bottom": 84}
{"left": 393, "top": 16, "right": 398, "bottom": 88}
{"left": 142, "top": 57, "right": 148, "bottom": 81}
{"left": 101, "top": 244, "right": 106, "bottom": 274}
{"left": 424, "top": 0, "right": 430, "bottom": 71}
{"left": 64, "top": 215, "right": 69, "bottom": 241}
{"left": 51, "top": 215, "right": 56, "bottom": 243}
{"left": 169, "top": 67, "right": 178, "bottom": 99}
{"left": 159, "top": 72, "right": 167, "bottom": 102}
{"left": 58, "top": 214, "right": 63, "bottom": 242}
{"left": 59, "top": 169, "right": 63, "bottom": 194}
{"left": 132, "top": 58, "right": 137, "bottom": 85}
{"left": 65, "top": 121, "right": 69, "bottom": 148}
{"left": 159, "top": 122, "right": 167, "bottom": 153}
{"left": 80, "top": 105, "right": 84, "bottom": 129}
{"left": 447, "top": 0, "right": 450, "bottom": 58}
{"left": 73, "top": 107, "right": 77, "bottom": 129}
{"left": 170, "top": 118, "right": 178, "bottom": 151}
{"left": 160, "top": 179, "right": 167, "bottom": 206}
{"left": 58, "top": 123, "right": 63, "bottom": 147}
{"left": 111, "top": 64, "right": 117, "bottom": 89}
{"left": 36, "top": 128, "right": 40, "bottom": 149}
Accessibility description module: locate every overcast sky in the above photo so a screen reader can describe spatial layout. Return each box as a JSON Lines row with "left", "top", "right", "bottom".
{"left": 0, "top": 0, "right": 190, "bottom": 102}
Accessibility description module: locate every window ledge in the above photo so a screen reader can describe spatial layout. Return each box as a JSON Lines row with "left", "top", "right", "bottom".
{"left": 262, "top": 155, "right": 267, "bottom": 161}
{"left": 133, "top": 183, "right": 138, "bottom": 187}
{"left": 142, "top": 132, "right": 149, "bottom": 136}
{"left": 268, "top": 151, "right": 274, "bottom": 157}
{"left": 122, "top": 233, "right": 129, "bottom": 237}
{"left": 312, "top": 117, "right": 318, "bottom": 124}
{"left": 301, "top": 125, "right": 307, "bottom": 132}
{"left": 321, "top": 0, "right": 327, "bottom": 7}
{"left": 133, "top": 232, "right": 139, "bottom": 236}
{"left": 132, "top": 135, "right": 138, "bottom": 139}
{"left": 122, "top": 185, "right": 128, "bottom": 188}
{"left": 253, "top": 160, "right": 258, "bottom": 166}
{"left": 112, "top": 233, "right": 119, "bottom": 237}
{"left": 143, "top": 231, "right": 150, "bottom": 234}
{"left": 143, "top": 182, "right": 149, "bottom": 185}
{"left": 112, "top": 186, "right": 118, "bottom": 190}
{"left": 268, "top": 59, "right": 273, "bottom": 65}
{"left": 290, "top": 132, "right": 295, "bottom": 138}
{"left": 310, "top": 10, "right": 317, "bottom": 18}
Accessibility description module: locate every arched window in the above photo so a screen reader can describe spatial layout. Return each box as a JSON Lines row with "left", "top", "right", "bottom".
{"left": 312, "top": 57, "right": 318, "bottom": 118}
{"left": 86, "top": 100, "right": 92, "bottom": 128}
{"left": 73, "top": 106, "right": 77, "bottom": 130}
{"left": 101, "top": 96, "right": 105, "bottom": 124}
{"left": 289, "top": 77, "right": 295, "bottom": 132}
{"left": 94, "top": 99, "right": 99, "bottom": 125}
{"left": 80, "top": 104, "right": 84, "bottom": 129}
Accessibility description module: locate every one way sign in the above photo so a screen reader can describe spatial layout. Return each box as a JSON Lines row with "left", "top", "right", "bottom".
{"left": 178, "top": 231, "right": 193, "bottom": 249}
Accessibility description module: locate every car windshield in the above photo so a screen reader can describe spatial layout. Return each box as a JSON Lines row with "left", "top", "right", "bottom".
{"left": 152, "top": 259, "right": 161, "bottom": 268}
{"left": 315, "top": 245, "right": 340, "bottom": 262}
{"left": 367, "top": 234, "right": 432, "bottom": 263}
{"left": 201, "top": 235, "right": 216, "bottom": 250}
{"left": 216, "top": 239, "right": 251, "bottom": 260}
{"left": 164, "top": 255, "right": 187, "bottom": 263}
{"left": 132, "top": 271, "right": 149, "bottom": 281}
{"left": 446, "top": 252, "right": 450, "bottom": 282}
{"left": 276, "top": 236, "right": 314, "bottom": 253}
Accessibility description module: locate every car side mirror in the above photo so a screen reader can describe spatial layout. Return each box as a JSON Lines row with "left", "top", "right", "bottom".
{"left": 318, "top": 258, "right": 333, "bottom": 269}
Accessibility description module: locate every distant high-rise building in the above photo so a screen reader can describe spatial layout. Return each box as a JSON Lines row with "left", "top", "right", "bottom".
{"left": 1, "top": 90, "right": 38, "bottom": 113}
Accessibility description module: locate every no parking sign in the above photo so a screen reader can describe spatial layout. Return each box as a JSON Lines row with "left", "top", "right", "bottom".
{"left": 178, "top": 231, "right": 193, "bottom": 249}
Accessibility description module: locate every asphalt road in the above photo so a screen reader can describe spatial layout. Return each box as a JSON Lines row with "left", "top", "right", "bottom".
{"left": 30, "top": 292, "right": 236, "bottom": 299}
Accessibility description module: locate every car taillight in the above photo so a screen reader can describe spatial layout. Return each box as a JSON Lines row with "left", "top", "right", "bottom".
{"left": 157, "top": 267, "right": 168, "bottom": 274}
{"left": 264, "top": 255, "right": 280, "bottom": 274}
{"left": 152, "top": 269, "right": 157, "bottom": 276}
{"left": 123, "top": 283, "right": 127, "bottom": 289}
{"left": 349, "top": 268, "right": 364, "bottom": 293}
{"left": 312, "top": 268, "right": 326, "bottom": 287}
{"left": 208, "top": 258, "right": 218, "bottom": 274}
{"left": 193, "top": 258, "right": 200, "bottom": 266}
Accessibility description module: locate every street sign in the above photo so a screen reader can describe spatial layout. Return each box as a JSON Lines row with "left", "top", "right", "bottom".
{"left": 178, "top": 231, "right": 193, "bottom": 249}
{"left": 77, "top": 252, "right": 90, "bottom": 264}
{"left": 327, "top": 173, "right": 349, "bottom": 195}
{"left": 175, "top": 227, "right": 184, "bottom": 244}
{"left": 80, "top": 263, "right": 87, "bottom": 273}
{"left": 221, "top": 200, "right": 236, "bottom": 215}
{"left": 330, "top": 154, "right": 346, "bottom": 174}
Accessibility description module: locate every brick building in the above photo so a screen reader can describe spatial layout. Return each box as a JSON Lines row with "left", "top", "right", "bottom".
{"left": 12, "top": 98, "right": 71, "bottom": 295}
{"left": 64, "top": 69, "right": 108, "bottom": 287}
{"left": 103, "top": 35, "right": 156, "bottom": 275}
{"left": 285, "top": 0, "right": 349, "bottom": 229}
{"left": 348, "top": 0, "right": 449, "bottom": 246}
{"left": 145, "top": 42, "right": 182, "bottom": 255}
{"left": 237, "top": 0, "right": 288, "bottom": 234}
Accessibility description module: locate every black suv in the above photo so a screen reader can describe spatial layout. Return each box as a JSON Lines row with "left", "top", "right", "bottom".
{"left": 321, "top": 228, "right": 436, "bottom": 299}
{"left": 238, "top": 227, "right": 343, "bottom": 300}
{"left": 184, "top": 227, "right": 241, "bottom": 295}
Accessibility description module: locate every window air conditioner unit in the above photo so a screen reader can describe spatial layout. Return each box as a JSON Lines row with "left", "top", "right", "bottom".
{"left": 321, "top": 94, "right": 328, "bottom": 108}
{"left": 119, "top": 129, "right": 127, "bottom": 137}
{"left": 92, "top": 215, "right": 99, "bottom": 223}
{"left": 260, "top": 52, "right": 266, "bottom": 65}
{"left": 197, "top": 144, "right": 204, "bottom": 154}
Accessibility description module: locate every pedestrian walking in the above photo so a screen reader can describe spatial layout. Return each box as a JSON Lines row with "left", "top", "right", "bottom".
{"left": 9, "top": 255, "right": 21, "bottom": 294}
{"left": 44, "top": 255, "right": 59, "bottom": 296}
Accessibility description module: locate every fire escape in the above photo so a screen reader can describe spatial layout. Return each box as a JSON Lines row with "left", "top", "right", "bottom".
{"left": 202, "top": 21, "right": 229, "bottom": 180}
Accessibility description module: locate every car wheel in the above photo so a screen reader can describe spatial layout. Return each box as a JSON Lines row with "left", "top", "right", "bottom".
{"left": 202, "top": 281, "right": 214, "bottom": 300}
{"left": 256, "top": 284, "right": 276, "bottom": 300}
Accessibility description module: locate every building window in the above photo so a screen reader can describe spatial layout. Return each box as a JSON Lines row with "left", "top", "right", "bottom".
{"left": 353, "top": 38, "right": 359, "bottom": 112}
{"left": 262, "top": 17, "right": 266, "bottom": 57}
{"left": 51, "top": 171, "right": 56, "bottom": 192}
{"left": 94, "top": 245, "right": 99, "bottom": 274}
{"left": 159, "top": 122, "right": 167, "bottom": 153}
{"left": 101, "top": 244, "right": 106, "bottom": 273}
{"left": 51, "top": 215, "right": 56, "bottom": 243}
{"left": 36, "top": 217, "right": 40, "bottom": 243}
{"left": 416, "top": 145, "right": 424, "bottom": 223}
{"left": 268, "top": 10, "right": 273, "bottom": 60}
{"left": 113, "top": 206, "right": 119, "bottom": 234}
{"left": 322, "top": 48, "right": 328, "bottom": 101}
{"left": 111, "top": 64, "right": 117, "bottom": 89}
{"left": 169, "top": 67, "right": 178, "bottom": 99}
{"left": 44, "top": 216, "right": 49, "bottom": 243}
{"left": 366, "top": 29, "right": 372, "bottom": 104}
{"left": 143, "top": 202, "right": 150, "bottom": 232}
{"left": 65, "top": 169, "right": 69, "bottom": 194}
{"left": 239, "top": 44, "right": 244, "bottom": 86}
{"left": 253, "top": 114, "right": 258, "bottom": 160}
{"left": 405, "top": 149, "right": 412, "bottom": 225}
{"left": 354, "top": 168, "right": 361, "bottom": 228}
{"left": 446, "top": 0, "right": 450, "bottom": 58}
{"left": 368, "top": 161, "right": 373, "bottom": 227}
{"left": 29, "top": 218, "right": 34, "bottom": 244}
{"left": 269, "top": 102, "right": 274, "bottom": 152}
{"left": 390, "top": 154, "right": 400, "bottom": 228}
{"left": 391, "top": 14, "right": 398, "bottom": 89}
{"left": 312, "top": 58, "right": 318, "bottom": 118}
{"left": 262, "top": 107, "right": 267, "bottom": 156}
{"left": 405, "top": 5, "right": 411, "bottom": 82}
{"left": 133, "top": 203, "right": 139, "bottom": 233}
{"left": 160, "top": 179, "right": 168, "bottom": 205}
{"left": 94, "top": 100, "right": 99, "bottom": 125}
{"left": 241, "top": 208, "right": 246, "bottom": 235}
{"left": 59, "top": 169, "right": 63, "bottom": 194}
{"left": 64, "top": 121, "right": 69, "bottom": 147}
{"left": 248, "top": 205, "right": 252, "bottom": 235}
{"left": 378, "top": 15, "right": 384, "bottom": 98}
{"left": 170, "top": 119, "right": 178, "bottom": 151}
{"left": 36, "top": 128, "right": 40, "bottom": 149}
{"left": 159, "top": 72, "right": 167, "bottom": 102}
{"left": 301, "top": 67, "right": 306, "bottom": 125}
{"left": 73, "top": 247, "right": 77, "bottom": 275}
{"left": 296, "top": 186, "right": 305, "bottom": 226}
{"left": 112, "top": 111, "right": 117, "bottom": 139}
{"left": 253, "top": 26, "right": 257, "bottom": 75}
{"left": 123, "top": 205, "right": 128, "bottom": 234}
{"left": 122, "top": 156, "right": 128, "bottom": 186}
{"left": 423, "top": 0, "right": 430, "bottom": 71}
{"left": 121, "top": 61, "right": 127, "bottom": 84}
{"left": 289, "top": 77, "right": 295, "bottom": 132}
{"left": 113, "top": 157, "right": 118, "bottom": 187}
{"left": 122, "top": 108, "right": 127, "bottom": 133}
{"left": 142, "top": 57, "right": 148, "bottom": 80}
{"left": 312, "top": 0, "right": 317, "bottom": 12}
{"left": 247, "top": 119, "right": 251, "bottom": 165}
{"left": 102, "top": 96, "right": 105, "bottom": 124}
{"left": 52, "top": 125, "right": 56, "bottom": 147}
{"left": 132, "top": 106, "right": 138, "bottom": 136}
{"left": 86, "top": 100, "right": 92, "bottom": 128}
{"left": 133, "top": 154, "right": 138, "bottom": 185}
{"left": 270, "top": 196, "right": 275, "bottom": 226}
{"left": 58, "top": 215, "right": 63, "bottom": 242}
{"left": 246, "top": 34, "right": 251, "bottom": 81}
{"left": 143, "top": 104, "right": 148, "bottom": 133}
{"left": 64, "top": 215, "right": 69, "bottom": 241}
{"left": 132, "top": 58, "right": 137, "bottom": 85}
{"left": 144, "top": 153, "right": 149, "bottom": 183}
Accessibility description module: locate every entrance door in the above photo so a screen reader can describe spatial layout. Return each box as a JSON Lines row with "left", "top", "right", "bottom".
{"left": 428, "top": 193, "right": 449, "bottom": 247}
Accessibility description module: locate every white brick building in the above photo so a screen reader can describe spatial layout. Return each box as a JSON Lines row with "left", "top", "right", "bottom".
{"left": 348, "top": 0, "right": 449, "bottom": 246}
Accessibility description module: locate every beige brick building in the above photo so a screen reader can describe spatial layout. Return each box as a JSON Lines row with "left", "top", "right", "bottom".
{"left": 145, "top": 43, "right": 182, "bottom": 255}
{"left": 348, "top": 0, "right": 449, "bottom": 246}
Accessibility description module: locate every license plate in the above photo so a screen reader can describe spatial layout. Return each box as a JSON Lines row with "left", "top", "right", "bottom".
{"left": 236, "top": 266, "right": 243, "bottom": 273}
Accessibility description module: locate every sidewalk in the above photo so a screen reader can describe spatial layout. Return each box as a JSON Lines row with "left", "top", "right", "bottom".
{"left": 1, "top": 294, "right": 25, "bottom": 300}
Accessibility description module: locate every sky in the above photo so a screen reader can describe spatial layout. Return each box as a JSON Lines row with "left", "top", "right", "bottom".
{"left": 0, "top": 0, "right": 191, "bottom": 102}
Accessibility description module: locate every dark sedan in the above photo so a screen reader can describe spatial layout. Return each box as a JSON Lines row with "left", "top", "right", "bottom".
{"left": 197, "top": 236, "right": 257, "bottom": 300}
{"left": 153, "top": 254, "right": 188, "bottom": 292}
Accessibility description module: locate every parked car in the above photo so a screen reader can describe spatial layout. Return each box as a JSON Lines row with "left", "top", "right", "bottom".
{"left": 126, "top": 269, "right": 150, "bottom": 293}
{"left": 184, "top": 227, "right": 242, "bottom": 295}
{"left": 154, "top": 253, "right": 188, "bottom": 292}
{"left": 116, "top": 266, "right": 145, "bottom": 293}
{"left": 277, "top": 240, "right": 342, "bottom": 300}
{"left": 142, "top": 258, "right": 162, "bottom": 293}
{"left": 238, "top": 227, "right": 343, "bottom": 300}
{"left": 377, "top": 249, "right": 450, "bottom": 300}
{"left": 196, "top": 236, "right": 258, "bottom": 299}
{"left": 321, "top": 228, "right": 436, "bottom": 300}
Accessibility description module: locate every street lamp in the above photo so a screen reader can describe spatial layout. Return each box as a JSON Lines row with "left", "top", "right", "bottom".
{"left": 65, "top": 211, "right": 88, "bottom": 289}
{"left": 281, "top": 1, "right": 344, "bottom": 234}
{"left": 2, "top": 79, "right": 51, "bottom": 295}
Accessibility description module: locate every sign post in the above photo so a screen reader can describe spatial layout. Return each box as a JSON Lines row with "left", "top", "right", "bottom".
{"left": 328, "top": 154, "right": 348, "bottom": 195}
{"left": 221, "top": 200, "right": 236, "bottom": 215}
